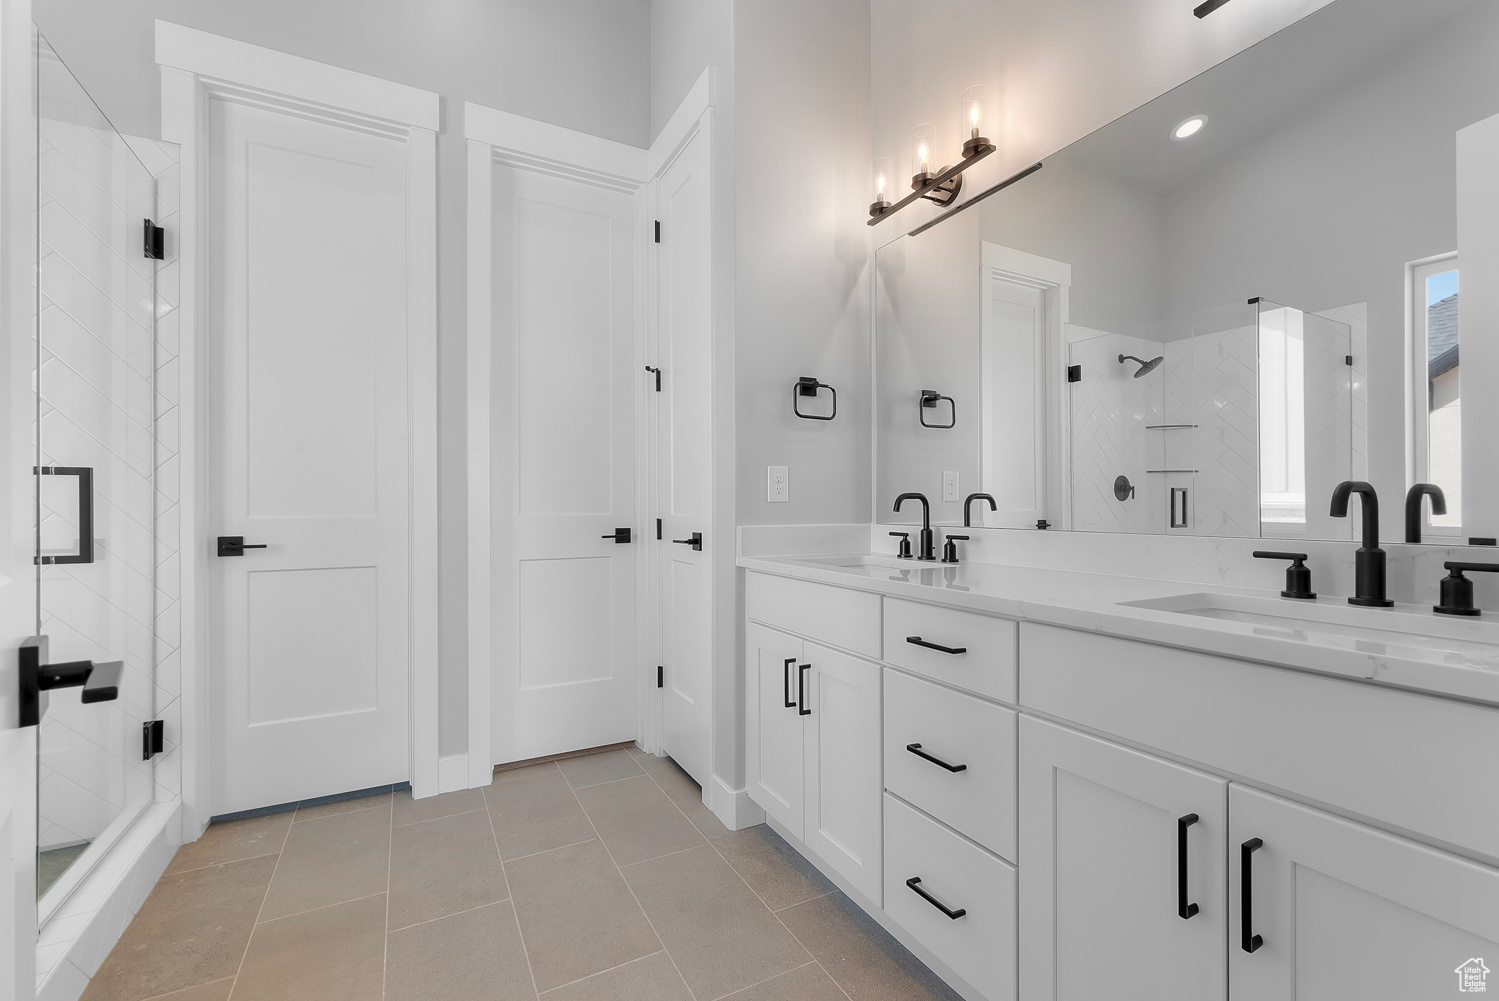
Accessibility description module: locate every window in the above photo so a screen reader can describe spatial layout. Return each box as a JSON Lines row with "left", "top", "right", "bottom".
{"left": 1410, "top": 255, "right": 1461, "bottom": 532}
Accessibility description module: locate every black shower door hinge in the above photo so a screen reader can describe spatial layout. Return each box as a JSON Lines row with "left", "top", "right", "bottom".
{"left": 1345, "top": 355, "right": 1353, "bottom": 366}
{"left": 1067, "top": 365, "right": 1082, "bottom": 383}
{"left": 657, "top": 665, "right": 664, "bottom": 688}
{"left": 143, "top": 219, "right": 165, "bottom": 260}
{"left": 654, "top": 220, "right": 661, "bottom": 244}
{"left": 142, "top": 719, "right": 164, "bottom": 760}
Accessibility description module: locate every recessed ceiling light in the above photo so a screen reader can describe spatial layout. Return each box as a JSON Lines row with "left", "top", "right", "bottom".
{"left": 1172, "top": 115, "right": 1208, "bottom": 141}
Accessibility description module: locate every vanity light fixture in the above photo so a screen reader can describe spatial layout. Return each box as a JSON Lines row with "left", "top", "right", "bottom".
{"left": 869, "top": 157, "right": 892, "bottom": 216}
{"left": 1172, "top": 115, "right": 1208, "bottom": 140}
{"left": 868, "top": 101, "right": 997, "bottom": 225}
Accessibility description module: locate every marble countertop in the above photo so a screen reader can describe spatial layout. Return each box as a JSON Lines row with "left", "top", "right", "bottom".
{"left": 738, "top": 552, "right": 1499, "bottom": 708}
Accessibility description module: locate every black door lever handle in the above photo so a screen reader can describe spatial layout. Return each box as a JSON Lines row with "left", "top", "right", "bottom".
{"left": 218, "top": 536, "right": 268, "bottom": 557}
{"left": 602, "top": 528, "right": 632, "bottom": 543}
{"left": 671, "top": 532, "right": 703, "bottom": 551}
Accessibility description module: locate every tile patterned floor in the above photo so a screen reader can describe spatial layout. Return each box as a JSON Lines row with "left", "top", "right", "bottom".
{"left": 79, "top": 747, "right": 961, "bottom": 1001}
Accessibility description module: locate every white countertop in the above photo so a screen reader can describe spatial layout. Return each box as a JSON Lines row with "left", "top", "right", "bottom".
{"left": 738, "top": 552, "right": 1499, "bottom": 708}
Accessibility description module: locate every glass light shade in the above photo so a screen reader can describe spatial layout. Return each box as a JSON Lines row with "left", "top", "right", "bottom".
{"left": 911, "top": 123, "right": 938, "bottom": 189}
{"left": 961, "top": 86, "right": 989, "bottom": 155}
{"left": 869, "top": 157, "right": 892, "bottom": 216}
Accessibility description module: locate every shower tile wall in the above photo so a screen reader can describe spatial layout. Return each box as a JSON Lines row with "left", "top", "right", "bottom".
{"left": 1163, "top": 323, "right": 1260, "bottom": 538}
{"left": 1068, "top": 327, "right": 1165, "bottom": 534}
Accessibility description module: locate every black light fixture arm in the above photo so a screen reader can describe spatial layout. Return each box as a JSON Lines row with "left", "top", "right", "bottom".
{"left": 868, "top": 143, "right": 996, "bottom": 226}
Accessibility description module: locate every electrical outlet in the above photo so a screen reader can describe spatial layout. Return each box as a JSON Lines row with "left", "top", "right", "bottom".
{"left": 767, "top": 465, "right": 789, "bottom": 503}
{"left": 942, "top": 471, "right": 960, "bottom": 503}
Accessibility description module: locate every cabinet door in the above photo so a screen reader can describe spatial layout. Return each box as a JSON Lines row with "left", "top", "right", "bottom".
{"left": 1019, "top": 717, "right": 1228, "bottom": 1001}
{"left": 745, "top": 622, "right": 804, "bottom": 833}
{"left": 1230, "top": 785, "right": 1499, "bottom": 1001}
{"left": 803, "top": 641, "right": 883, "bottom": 903}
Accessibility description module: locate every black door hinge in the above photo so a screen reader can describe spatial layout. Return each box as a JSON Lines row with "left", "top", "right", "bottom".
{"left": 142, "top": 719, "right": 164, "bottom": 760}
{"left": 143, "top": 219, "right": 165, "bottom": 260}
{"left": 645, "top": 365, "right": 661, "bottom": 391}
{"left": 656, "top": 518, "right": 662, "bottom": 540}
{"left": 1067, "top": 365, "right": 1082, "bottom": 383}
{"left": 657, "top": 665, "right": 664, "bottom": 688}
{"left": 654, "top": 220, "right": 661, "bottom": 244}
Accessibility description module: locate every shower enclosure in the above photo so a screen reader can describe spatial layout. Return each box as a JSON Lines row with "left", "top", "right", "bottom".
{"left": 1067, "top": 299, "right": 1354, "bottom": 539}
{"left": 31, "top": 31, "right": 167, "bottom": 916}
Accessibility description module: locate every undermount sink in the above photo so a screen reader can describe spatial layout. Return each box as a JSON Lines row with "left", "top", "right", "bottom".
{"left": 1122, "top": 592, "right": 1499, "bottom": 661}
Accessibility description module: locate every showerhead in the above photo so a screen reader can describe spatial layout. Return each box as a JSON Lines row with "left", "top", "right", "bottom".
{"left": 1118, "top": 353, "right": 1164, "bottom": 378}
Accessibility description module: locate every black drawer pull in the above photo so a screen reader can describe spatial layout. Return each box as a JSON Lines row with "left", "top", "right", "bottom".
{"left": 1241, "top": 838, "right": 1264, "bottom": 953}
{"left": 1177, "top": 814, "right": 1200, "bottom": 920}
{"left": 905, "top": 877, "right": 966, "bottom": 920}
{"left": 797, "top": 663, "right": 811, "bottom": 716}
{"left": 906, "top": 636, "right": 967, "bottom": 655}
{"left": 906, "top": 743, "right": 967, "bottom": 773}
{"left": 782, "top": 658, "right": 796, "bottom": 709}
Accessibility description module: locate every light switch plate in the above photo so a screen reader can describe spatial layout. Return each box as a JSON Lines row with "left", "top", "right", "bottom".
{"left": 767, "top": 466, "right": 789, "bottom": 503}
{"left": 942, "top": 471, "right": 960, "bottom": 503}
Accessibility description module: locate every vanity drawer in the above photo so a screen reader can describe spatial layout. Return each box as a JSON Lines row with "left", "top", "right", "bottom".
{"left": 884, "top": 669, "right": 1016, "bottom": 860}
{"left": 884, "top": 793, "right": 1016, "bottom": 1001}
{"left": 745, "top": 571, "right": 881, "bottom": 659}
{"left": 883, "top": 597, "right": 1016, "bottom": 703}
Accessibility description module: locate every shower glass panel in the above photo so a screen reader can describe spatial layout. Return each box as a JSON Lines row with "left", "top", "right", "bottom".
{"left": 34, "top": 32, "right": 158, "bottom": 905}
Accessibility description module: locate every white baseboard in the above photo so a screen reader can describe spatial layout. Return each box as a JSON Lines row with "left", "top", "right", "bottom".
{"left": 436, "top": 754, "right": 470, "bottom": 794}
{"left": 708, "top": 774, "right": 766, "bottom": 832}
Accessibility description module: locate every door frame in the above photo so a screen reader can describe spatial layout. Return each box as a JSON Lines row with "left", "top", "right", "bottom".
{"left": 156, "top": 21, "right": 441, "bottom": 832}
{"left": 465, "top": 71, "right": 716, "bottom": 791}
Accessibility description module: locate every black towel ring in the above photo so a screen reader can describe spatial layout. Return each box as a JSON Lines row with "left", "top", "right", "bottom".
{"left": 920, "top": 390, "right": 955, "bottom": 429}
{"left": 794, "top": 377, "right": 836, "bottom": 421}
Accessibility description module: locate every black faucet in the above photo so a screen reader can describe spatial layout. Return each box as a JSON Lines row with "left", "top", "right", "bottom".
{"left": 1404, "top": 483, "right": 1447, "bottom": 544}
{"left": 962, "top": 492, "right": 996, "bottom": 528}
{"left": 1330, "top": 481, "right": 1393, "bottom": 607}
{"left": 894, "top": 492, "right": 936, "bottom": 561}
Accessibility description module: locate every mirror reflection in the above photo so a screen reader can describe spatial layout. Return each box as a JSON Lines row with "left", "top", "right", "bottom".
{"left": 876, "top": 0, "right": 1493, "bottom": 544}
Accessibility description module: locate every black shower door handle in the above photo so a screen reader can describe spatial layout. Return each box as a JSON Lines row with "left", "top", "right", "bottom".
{"left": 1241, "top": 838, "right": 1264, "bottom": 953}
{"left": 34, "top": 466, "right": 94, "bottom": 565}
{"left": 906, "top": 877, "right": 966, "bottom": 919}
{"left": 1178, "top": 814, "right": 1200, "bottom": 919}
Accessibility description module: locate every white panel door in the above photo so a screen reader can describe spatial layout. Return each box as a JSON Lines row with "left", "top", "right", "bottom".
{"left": 209, "top": 99, "right": 411, "bottom": 815}
{"left": 655, "top": 128, "right": 712, "bottom": 787}
{"left": 802, "top": 642, "right": 883, "bottom": 903}
{"left": 1230, "top": 785, "right": 1499, "bottom": 1001}
{"left": 982, "top": 275, "right": 1046, "bottom": 527}
{"left": 1019, "top": 716, "right": 1228, "bottom": 1001}
{"left": 490, "top": 163, "right": 638, "bottom": 763}
{"left": 745, "top": 622, "right": 804, "bottom": 834}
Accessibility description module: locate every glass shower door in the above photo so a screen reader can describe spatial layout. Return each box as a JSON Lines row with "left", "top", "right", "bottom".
{"left": 34, "top": 32, "right": 158, "bottom": 906}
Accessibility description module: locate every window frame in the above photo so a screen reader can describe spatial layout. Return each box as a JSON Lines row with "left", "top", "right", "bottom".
{"left": 1407, "top": 252, "right": 1461, "bottom": 539}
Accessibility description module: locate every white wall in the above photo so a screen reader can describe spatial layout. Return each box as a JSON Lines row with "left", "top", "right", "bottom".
{"left": 34, "top": 0, "right": 654, "bottom": 756}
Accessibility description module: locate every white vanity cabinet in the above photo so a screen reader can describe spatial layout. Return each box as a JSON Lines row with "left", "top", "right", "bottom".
{"left": 1018, "top": 716, "right": 1228, "bottom": 1001}
{"left": 745, "top": 580, "right": 884, "bottom": 903}
{"left": 1229, "top": 785, "right": 1499, "bottom": 1001}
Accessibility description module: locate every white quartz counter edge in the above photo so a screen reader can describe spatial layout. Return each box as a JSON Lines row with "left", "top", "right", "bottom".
{"left": 739, "top": 554, "right": 1499, "bottom": 709}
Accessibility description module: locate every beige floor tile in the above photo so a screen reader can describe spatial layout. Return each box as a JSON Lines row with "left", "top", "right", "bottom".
{"left": 505, "top": 839, "right": 660, "bottom": 992}
{"left": 689, "top": 813, "right": 836, "bottom": 911}
{"left": 629, "top": 751, "right": 705, "bottom": 815}
{"left": 777, "top": 892, "right": 962, "bottom": 1001}
{"left": 232, "top": 894, "right": 386, "bottom": 1001}
{"left": 386, "top": 902, "right": 536, "bottom": 1001}
{"left": 574, "top": 775, "right": 705, "bottom": 866}
{"left": 80, "top": 856, "right": 275, "bottom": 1001}
{"left": 556, "top": 749, "right": 644, "bottom": 789}
{"left": 539, "top": 951, "right": 690, "bottom": 1001}
{"left": 145, "top": 978, "right": 236, "bottom": 1000}
{"left": 487, "top": 765, "right": 597, "bottom": 860}
{"left": 720, "top": 962, "right": 848, "bottom": 1001}
{"left": 258, "top": 801, "right": 391, "bottom": 921}
{"left": 164, "top": 813, "right": 290, "bottom": 875}
{"left": 392, "top": 786, "right": 486, "bottom": 828}
{"left": 388, "top": 809, "right": 509, "bottom": 930}
{"left": 621, "top": 844, "right": 809, "bottom": 1001}
{"left": 293, "top": 791, "right": 391, "bottom": 824}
